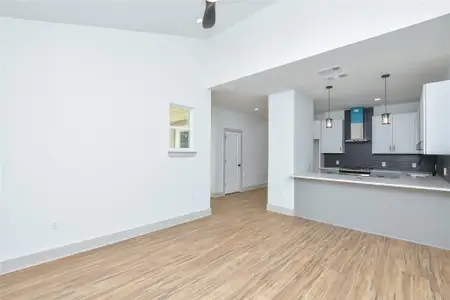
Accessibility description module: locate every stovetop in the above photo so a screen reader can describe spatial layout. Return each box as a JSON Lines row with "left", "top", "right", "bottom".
{"left": 340, "top": 166, "right": 373, "bottom": 172}
{"left": 339, "top": 166, "right": 373, "bottom": 175}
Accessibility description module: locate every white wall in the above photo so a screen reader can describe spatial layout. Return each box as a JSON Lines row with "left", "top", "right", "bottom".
{"left": 268, "top": 90, "right": 314, "bottom": 214}
{"left": 268, "top": 91, "right": 295, "bottom": 213}
{"left": 316, "top": 110, "right": 346, "bottom": 121}
{"left": 0, "top": 19, "right": 6, "bottom": 264}
{"left": 207, "top": 0, "right": 450, "bottom": 88}
{"left": 294, "top": 92, "right": 314, "bottom": 174}
{"left": 374, "top": 101, "right": 419, "bottom": 115}
{"left": 315, "top": 101, "right": 420, "bottom": 120}
{"left": 211, "top": 106, "right": 268, "bottom": 195}
{"left": 0, "top": 18, "right": 210, "bottom": 263}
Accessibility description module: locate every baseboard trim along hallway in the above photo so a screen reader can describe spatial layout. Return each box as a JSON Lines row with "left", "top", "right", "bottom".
{"left": 211, "top": 183, "right": 267, "bottom": 198}
{"left": 242, "top": 183, "right": 268, "bottom": 192}
{"left": 266, "top": 204, "right": 294, "bottom": 216}
{"left": 0, "top": 209, "right": 211, "bottom": 275}
{"left": 211, "top": 192, "right": 226, "bottom": 198}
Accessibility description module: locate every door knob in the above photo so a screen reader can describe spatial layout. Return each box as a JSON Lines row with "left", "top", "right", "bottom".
{"left": 238, "top": 164, "right": 241, "bottom": 167}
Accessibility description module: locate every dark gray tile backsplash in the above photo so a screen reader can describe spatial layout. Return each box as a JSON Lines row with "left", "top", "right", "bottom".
{"left": 324, "top": 142, "right": 437, "bottom": 172}
{"left": 437, "top": 156, "right": 450, "bottom": 183}
{"left": 324, "top": 107, "right": 438, "bottom": 173}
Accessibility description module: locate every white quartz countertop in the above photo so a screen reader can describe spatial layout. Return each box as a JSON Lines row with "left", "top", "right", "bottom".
{"left": 292, "top": 172, "right": 450, "bottom": 193}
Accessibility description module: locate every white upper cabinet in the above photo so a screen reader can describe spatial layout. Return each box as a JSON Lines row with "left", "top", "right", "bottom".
{"left": 392, "top": 113, "right": 417, "bottom": 154}
{"left": 321, "top": 119, "right": 344, "bottom": 153}
{"left": 421, "top": 80, "right": 450, "bottom": 155}
{"left": 313, "top": 120, "right": 321, "bottom": 139}
{"left": 418, "top": 92, "right": 424, "bottom": 152}
{"left": 372, "top": 115, "right": 392, "bottom": 154}
{"left": 372, "top": 113, "right": 417, "bottom": 154}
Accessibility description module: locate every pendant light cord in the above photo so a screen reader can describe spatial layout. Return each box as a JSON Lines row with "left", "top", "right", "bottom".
{"left": 384, "top": 76, "right": 387, "bottom": 113}
{"left": 328, "top": 88, "right": 331, "bottom": 118}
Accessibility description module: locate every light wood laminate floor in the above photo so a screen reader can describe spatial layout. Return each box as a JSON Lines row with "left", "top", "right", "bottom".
{"left": 2, "top": 188, "right": 450, "bottom": 299}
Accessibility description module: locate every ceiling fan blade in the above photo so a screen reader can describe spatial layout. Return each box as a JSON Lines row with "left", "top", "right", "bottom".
{"left": 202, "top": 0, "right": 216, "bottom": 29}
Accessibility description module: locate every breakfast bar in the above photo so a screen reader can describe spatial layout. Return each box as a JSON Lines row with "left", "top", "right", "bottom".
{"left": 293, "top": 171, "right": 450, "bottom": 249}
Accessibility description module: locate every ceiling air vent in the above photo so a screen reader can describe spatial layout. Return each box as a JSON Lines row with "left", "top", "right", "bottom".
{"left": 318, "top": 66, "right": 348, "bottom": 80}
{"left": 318, "top": 65, "right": 341, "bottom": 77}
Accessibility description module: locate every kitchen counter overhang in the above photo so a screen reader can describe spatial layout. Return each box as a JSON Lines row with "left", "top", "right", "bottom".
{"left": 292, "top": 171, "right": 450, "bottom": 193}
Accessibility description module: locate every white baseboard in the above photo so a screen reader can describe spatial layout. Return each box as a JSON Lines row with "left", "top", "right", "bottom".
{"left": 267, "top": 204, "right": 294, "bottom": 216}
{"left": 211, "top": 184, "right": 267, "bottom": 199}
{"left": 0, "top": 209, "right": 211, "bottom": 275}
{"left": 242, "top": 183, "right": 267, "bottom": 192}
{"left": 211, "top": 192, "right": 226, "bottom": 198}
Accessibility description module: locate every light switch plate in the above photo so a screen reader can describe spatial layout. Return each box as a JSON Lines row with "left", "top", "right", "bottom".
{"left": 382, "top": 162, "right": 386, "bottom": 167}
{"left": 412, "top": 163, "right": 417, "bottom": 168}
{"left": 336, "top": 160, "right": 340, "bottom": 165}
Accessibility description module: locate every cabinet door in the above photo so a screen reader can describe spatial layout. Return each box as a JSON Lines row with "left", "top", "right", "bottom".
{"left": 372, "top": 115, "right": 392, "bottom": 154}
{"left": 417, "top": 90, "right": 424, "bottom": 153}
{"left": 422, "top": 80, "right": 450, "bottom": 154}
{"left": 321, "top": 119, "right": 344, "bottom": 153}
{"left": 313, "top": 120, "right": 321, "bottom": 139}
{"left": 415, "top": 109, "right": 421, "bottom": 152}
{"left": 392, "top": 113, "right": 417, "bottom": 154}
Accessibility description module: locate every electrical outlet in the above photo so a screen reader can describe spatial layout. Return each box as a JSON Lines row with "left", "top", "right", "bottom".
{"left": 51, "top": 220, "right": 57, "bottom": 230}
{"left": 444, "top": 168, "right": 447, "bottom": 176}
{"left": 382, "top": 162, "right": 387, "bottom": 168}
{"left": 336, "top": 160, "right": 340, "bottom": 166}
{"left": 412, "top": 163, "right": 417, "bottom": 168}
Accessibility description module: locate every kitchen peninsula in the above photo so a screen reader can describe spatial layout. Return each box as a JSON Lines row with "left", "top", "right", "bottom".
{"left": 293, "top": 169, "right": 450, "bottom": 250}
{"left": 290, "top": 79, "right": 450, "bottom": 250}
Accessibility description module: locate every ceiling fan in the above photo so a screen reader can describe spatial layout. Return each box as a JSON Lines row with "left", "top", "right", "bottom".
{"left": 199, "top": 0, "right": 254, "bottom": 29}
{"left": 202, "top": 0, "right": 218, "bottom": 29}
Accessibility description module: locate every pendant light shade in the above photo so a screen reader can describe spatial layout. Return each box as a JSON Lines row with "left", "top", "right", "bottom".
{"left": 381, "top": 74, "right": 391, "bottom": 125}
{"left": 381, "top": 112, "right": 391, "bottom": 125}
{"left": 326, "top": 85, "right": 333, "bottom": 128}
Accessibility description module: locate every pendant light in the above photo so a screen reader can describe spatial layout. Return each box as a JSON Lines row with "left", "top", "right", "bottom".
{"left": 381, "top": 74, "right": 391, "bottom": 125}
{"left": 325, "top": 85, "right": 333, "bottom": 128}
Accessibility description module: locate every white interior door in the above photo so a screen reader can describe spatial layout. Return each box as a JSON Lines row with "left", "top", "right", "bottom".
{"left": 224, "top": 131, "right": 242, "bottom": 194}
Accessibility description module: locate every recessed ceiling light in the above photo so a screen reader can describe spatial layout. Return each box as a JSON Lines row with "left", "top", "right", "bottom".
{"left": 254, "top": 108, "right": 259, "bottom": 111}
{"left": 374, "top": 97, "right": 381, "bottom": 101}
{"left": 196, "top": 18, "right": 203, "bottom": 24}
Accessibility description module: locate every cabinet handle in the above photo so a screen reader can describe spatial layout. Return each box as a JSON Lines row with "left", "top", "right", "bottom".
{"left": 389, "top": 145, "right": 392, "bottom": 152}
{"left": 393, "top": 145, "right": 396, "bottom": 152}
{"left": 340, "top": 146, "right": 342, "bottom": 152}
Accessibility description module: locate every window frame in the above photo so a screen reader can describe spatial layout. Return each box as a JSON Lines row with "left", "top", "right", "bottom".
{"left": 168, "top": 103, "right": 197, "bottom": 157}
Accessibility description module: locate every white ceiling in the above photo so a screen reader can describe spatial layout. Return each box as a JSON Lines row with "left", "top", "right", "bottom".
{"left": 0, "top": 0, "right": 274, "bottom": 39}
{"left": 212, "top": 91, "right": 268, "bottom": 118}
{"left": 212, "top": 14, "right": 450, "bottom": 113}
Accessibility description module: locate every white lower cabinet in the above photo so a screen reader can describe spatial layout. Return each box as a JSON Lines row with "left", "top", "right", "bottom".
{"left": 372, "top": 112, "right": 417, "bottom": 154}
